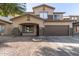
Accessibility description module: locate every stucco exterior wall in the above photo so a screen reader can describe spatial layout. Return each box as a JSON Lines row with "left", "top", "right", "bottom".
{"left": 11, "top": 15, "right": 73, "bottom": 36}
{"left": 11, "top": 15, "right": 45, "bottom": 36}
{"left": 4, "top": 24, "right": 12, "bottom": 35}
{"left": 12, "top": 16, "right": 44, "bottom": 28}
{"left": 33, "top": 6, "right": 54, "bottom": 15}
{"left": 0, "top": 20, "right": 12, "bottom": 35}
{"left": 70, "top": 16, "right": 79, "bottom": 21}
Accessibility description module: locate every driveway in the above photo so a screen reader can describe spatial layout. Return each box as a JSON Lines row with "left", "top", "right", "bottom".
{"left": 0, "top": 36, "right": 79, "bottom": 56}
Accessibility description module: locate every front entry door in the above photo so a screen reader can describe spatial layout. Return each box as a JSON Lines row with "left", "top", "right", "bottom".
{"left": 36, "top": 25, "right": 39, "bottom": 36}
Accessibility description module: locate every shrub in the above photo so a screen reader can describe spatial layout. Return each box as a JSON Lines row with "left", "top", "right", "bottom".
{"left": 12, "top": 27, "right": 22, "bottom": 36}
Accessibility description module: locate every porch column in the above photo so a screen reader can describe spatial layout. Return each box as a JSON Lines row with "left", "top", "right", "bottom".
{"left": 19, "top": 25, "right": 22, "bottom": 32}
{"left": 39, "top": 27, "right": 44, "bottom": 36}
{"left": 69, "top": 24, "right": 73, "bottom": 36}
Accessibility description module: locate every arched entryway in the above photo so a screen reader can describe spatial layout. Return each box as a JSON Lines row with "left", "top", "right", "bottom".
{"left": 20, "top": 23, "right": 39, "bottom": 36}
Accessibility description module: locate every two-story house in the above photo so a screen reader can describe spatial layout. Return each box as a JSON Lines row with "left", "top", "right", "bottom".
{"left": 0, "top": 4, "right": 79, "bottom": 36}
{"left": 10, "top": 4, "right": 74, "bottom": 36}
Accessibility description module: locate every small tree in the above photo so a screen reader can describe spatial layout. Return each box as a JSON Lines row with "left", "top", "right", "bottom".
{"left": 12, "top": 27, "right": 22, "bottom": 36}
{"left": 0, "top": 3, "right": 26, "bottom": 17}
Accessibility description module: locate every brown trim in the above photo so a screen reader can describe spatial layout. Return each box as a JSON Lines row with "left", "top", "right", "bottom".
{"left": 69, "top": 15, "right": 79, "bottom": 17}
{"left": 0, "top": 23, "right": 5, "bottom": 25}
{"left": 43, "top": 6, "right": 45, "bottom": 11}
{"left": 0, "top": 19, "right": 12, "bottom": 24}
{"left": 20, "top": 23, "right": 38, "bottom": 25}
{"left": 33, "top": 4, "right": 55, "bottom": 10}
{"left": 10, "top": 14, "right": 45, "bottom": 21}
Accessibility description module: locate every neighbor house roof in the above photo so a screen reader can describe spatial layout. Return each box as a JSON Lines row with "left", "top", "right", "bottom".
{"left": 0, "top": 19, "right": 12, "bottom": 24}
{"left": 33, "top": 4, "right": 55, "bottom": 9}
{"left": 26, "top": 12, "right": 34, "bottom": 14}
{"left": 53, "top": 12, "right": 65, "bottom": 14}
{"left": 69, "top": 15, "right": 79, "bottom": 17}
{"left": 73, "top": 21, "right": 79, "bottom": 26}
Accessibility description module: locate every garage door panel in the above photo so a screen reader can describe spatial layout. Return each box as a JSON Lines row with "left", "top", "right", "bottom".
{"left": 44, "top": 25, "right": 69, "bottom": 36}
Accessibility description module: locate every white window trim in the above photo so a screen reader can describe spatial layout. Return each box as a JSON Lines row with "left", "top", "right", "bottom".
{"left": 71, "top": 17, "right": 77, "bottom": 20}
{"left": 72, "top": 17, "right": 74, "bottom": 20}
{"left": 75, "top": 17, "right": 77, "bottom": 20}
{"left": 40, "top": 12, "right": 48, "bottom": 19}
{"left": 53, "top": 14, "right": 62, "bottom": 20}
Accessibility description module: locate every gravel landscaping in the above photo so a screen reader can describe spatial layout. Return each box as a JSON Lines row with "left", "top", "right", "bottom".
{"left": 0, "top": 36, "right": 79, "bottom": 56}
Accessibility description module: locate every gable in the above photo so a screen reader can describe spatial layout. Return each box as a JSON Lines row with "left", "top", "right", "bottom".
{"left": 11, "top": 14, "right": 44, "bottom": 21}
{"left": 12, "top": 14, "right": 44, "bottom": 27}
{"left": 33, "top": 4, "right": 55, "bottom": 10}
{"left": 33, "top": 5, "right": 55, "bottom": 15}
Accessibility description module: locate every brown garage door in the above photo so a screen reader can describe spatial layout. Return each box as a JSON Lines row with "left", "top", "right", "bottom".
{"left": 44, "top": 25, "right": 69, "bottom": 36}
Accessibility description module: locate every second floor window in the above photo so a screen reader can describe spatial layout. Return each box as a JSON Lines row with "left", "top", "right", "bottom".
{"left": 53, "top": 14, "right": 62, "bottom": 20}
{"left": 40, "top": 12, "right": 48, "bottom": 19}
{"left": 71, "top": 17, "right": 77, "bottom": 20}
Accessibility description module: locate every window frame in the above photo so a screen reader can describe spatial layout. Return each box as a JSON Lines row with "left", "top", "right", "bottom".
{"left": 71, "top": 17, "right": 74, "bottom": 20}
{"left": 75, "top": 17, "right": 77, "bottom": 20}
{"left": 39, "top": 11, "right": 48, "bottom": 19}
{"left": 71, "top": 17, "right": 77, "bottom": 20}
{"left": 53, "top": 14, "right": 62, "bottom": 20}
{"left": 0, "top": 25, "right": 5, "bottom": 33}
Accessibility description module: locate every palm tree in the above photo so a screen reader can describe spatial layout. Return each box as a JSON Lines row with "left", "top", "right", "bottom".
{"left": 0, "top": 3, "right": 26, "bottom": 17}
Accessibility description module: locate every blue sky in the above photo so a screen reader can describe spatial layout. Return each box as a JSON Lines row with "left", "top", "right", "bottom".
{"left": 26, "top": 3, "right": 79, "bottom": 16}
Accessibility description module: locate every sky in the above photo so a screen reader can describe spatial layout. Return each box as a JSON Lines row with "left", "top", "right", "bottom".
{"left": 26, "top": 3, "right": 79, "bottom": 16}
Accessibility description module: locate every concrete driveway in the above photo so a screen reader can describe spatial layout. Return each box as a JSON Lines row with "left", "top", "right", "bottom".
{"left": 0, "top": 36, "right": 79, "bottom": 56}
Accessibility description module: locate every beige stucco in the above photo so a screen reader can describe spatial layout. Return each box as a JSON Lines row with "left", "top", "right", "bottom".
{"left": 11, "top": 15, "right": 45, "bottom": 35}
{"left": 11, "top": 14, "right": 73, "bottom": 36}
{"left": 0, "top": 20, "right": 12, "bottom": 35}
{"left": 4, "top": 24, "right": 12, "bottom": 35}
{"left": 33, "top": 6, "right": 54, "bottom": 15}
{"left": 0, "top": 15, "right": 73, "bottom": 36}
{"left": 12, "top": 15, "right": 44, "bottom": 28}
